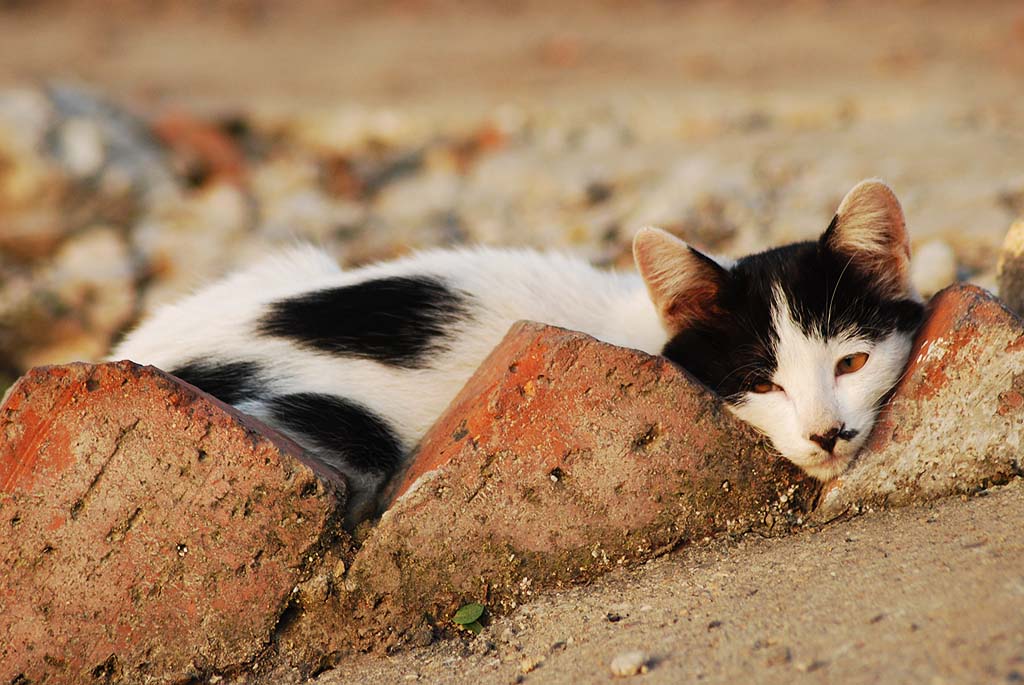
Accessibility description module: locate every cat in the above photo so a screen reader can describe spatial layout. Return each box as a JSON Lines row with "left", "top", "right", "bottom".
{"left": 110, "top": 179, "right": 924, "bottom": 525}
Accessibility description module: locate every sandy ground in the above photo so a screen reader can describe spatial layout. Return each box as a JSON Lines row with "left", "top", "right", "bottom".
{"left": 2, "top": 2, "right": 1023, "bottom": 683}
{"left": 1, "top": 1, "right": 1022, "bottom": 114}
{"left": 319, "top": 480, "right": 1024, "bottom": 684}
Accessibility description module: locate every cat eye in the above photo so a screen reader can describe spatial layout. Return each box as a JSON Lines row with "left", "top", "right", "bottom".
{"left": 751, "top": 380, "right": 783, "bottom": 394}
{"left": 835, "top": 352, "right": 869, "bottom": 376}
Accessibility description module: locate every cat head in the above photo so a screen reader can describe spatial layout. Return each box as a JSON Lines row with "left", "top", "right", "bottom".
{"left": 633, "top": 179, "right": 925, "bottom": 480}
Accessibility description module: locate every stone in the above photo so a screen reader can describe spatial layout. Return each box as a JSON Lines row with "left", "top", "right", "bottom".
{"left": 0, "top": 361, "right": 349, "bottom": 684}
{"left": 332, "top": 322, "right": 816, "bottom": 652}
{"left": 610, "top": 650, "right": 650, "bottom": 677}
{"left": 132, "top": 181, "right": 253, "bottom": 308}
{"left": 0, "top": 226, "right": 137, "bottom": 370}
{"left": 47, "top": 225, "right": 136, "bottom": 339}
{"left": 997, "top": 219, "right": 1024, "bottom": 316}
{"left": 0, "top": 94, "right": 69, "bottom": 260}
{"left": 57, "top": 117, "right": 106, "bottom": 177}
{"left": 815, "top": 284, "right": 1024, "bottom": 520}
{"left": 910, "top": 239, "right": 958, "bottom": 298}
{"left": 46, "top": 84, "right": 176, "bottom": 201}
{"left": 151, "top": 110, "right": 247, "bottom": 187}
{"left": 0, "top": 86, "right": 180, "bottom": 266}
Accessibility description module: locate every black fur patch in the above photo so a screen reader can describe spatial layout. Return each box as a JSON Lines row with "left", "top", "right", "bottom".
{"left": 256, "top": 276, "right": 472, "bottom": 369}
{"left": 662, "top": 240, "right": 924, "bottom": 401}
{"left": 266, "top": 393, "right": 404, "bottom": 476}
{"left": 168, "top": 360, "right": 264, "bottom": 405}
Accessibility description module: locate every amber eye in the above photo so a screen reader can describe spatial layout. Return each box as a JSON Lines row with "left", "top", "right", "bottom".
{"left": 836, "top": 352, "right": 869, "bottom": 376}
{"left": 751, "top": 380, "right": 782, "bottom": 394}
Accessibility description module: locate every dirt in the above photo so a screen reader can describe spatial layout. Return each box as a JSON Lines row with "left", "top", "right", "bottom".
{"left": 318, "top": 479, "right": 1024, "bottom": 684}
{"left": 1, "top": 1, "right": 1022, "bottom": 114}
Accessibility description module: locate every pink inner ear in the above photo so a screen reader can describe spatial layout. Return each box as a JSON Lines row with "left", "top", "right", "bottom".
{"left": 663, "top": 275, "right": 722, "bottom": 331}
{"left": 826, "top": 230, "right": 912, "bottom": 299}
{"left": 827, "top": 181, "right": 913, "bottom": 298}
{"left": 634, "top": 230, "right": 727, "bottom": 333}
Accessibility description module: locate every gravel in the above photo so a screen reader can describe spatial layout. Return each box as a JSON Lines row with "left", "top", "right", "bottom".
{"left": 2, "top": 82, "right": 1021, "bottom": 394}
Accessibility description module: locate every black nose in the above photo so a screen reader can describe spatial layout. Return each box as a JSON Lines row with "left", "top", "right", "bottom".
{"left": 810, "top": 426, "right": 841, "bottom": 454}
{"left": 809, "top": 425, "right": 860, "bottom": 453}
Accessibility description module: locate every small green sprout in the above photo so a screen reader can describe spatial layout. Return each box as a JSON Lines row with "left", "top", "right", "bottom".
{"left": 452, "top": 602, "right": 485, "bottom": 634}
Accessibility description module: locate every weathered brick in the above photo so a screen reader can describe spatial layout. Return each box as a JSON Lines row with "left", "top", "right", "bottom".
{"left": 0, "top": 362, "right": 348, "bottom": 684}
{"left": 336, "top": 322, "right": 817, "bottom": 648}
{"left": 816, "top": 284, "right": 1024, "bottom": 520}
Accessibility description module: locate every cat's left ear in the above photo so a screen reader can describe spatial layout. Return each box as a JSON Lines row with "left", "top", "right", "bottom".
{"left": 633, "top": 227, "right": 729, "bottom": 334}
{"left": 821, "top": 179, "right": 913, "bottom": 298}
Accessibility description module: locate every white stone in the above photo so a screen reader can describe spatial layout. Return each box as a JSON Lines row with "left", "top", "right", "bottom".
{"left": 610, "top": 650, "right": 649, "bottom": 677}
{"left": 911, "top": 240, "right": 958, "bottom": 297}
{"left": 48, "top": 225, "right": 136, "bottom": 340}
{"left": 997, "top": 219, "right": 1024, "bottom": 315}
{"left": 133, "top": 182, "right": 252, "bottom": 308}
{"left": 59, "top": 117, "right": 105, "bottom": 177}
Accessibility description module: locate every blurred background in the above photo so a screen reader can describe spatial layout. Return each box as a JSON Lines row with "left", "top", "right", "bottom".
{"left": 1, "top": 0, "right": 1022, "bottom": 395}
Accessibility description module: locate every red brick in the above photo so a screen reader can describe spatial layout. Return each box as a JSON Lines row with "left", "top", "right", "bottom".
{"left": 817, "top": 284, "right": 1024, "bottom": 519}
{"left": 0, "top": 362, "right": 348, "bottom": 684}
{"left": 340, "top": 322, "right": 817, "bottom": 646}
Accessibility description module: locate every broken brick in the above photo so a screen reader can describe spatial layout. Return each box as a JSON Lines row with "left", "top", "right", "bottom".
{"left": 0, "top": 362, "right": 348, "bottom": 684}
{"left": 816, "top": 284, "right": 1024, "bottom": 520}
{"left": 340, "top": 322, "right": 817, "bottom": 647}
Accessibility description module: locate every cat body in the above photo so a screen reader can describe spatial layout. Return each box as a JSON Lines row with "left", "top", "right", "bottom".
{"left": 112, "top": 246, "right": 665, "bottom": 519}
{"left": 112, "top": 180, "right": 924, "bottom": 524}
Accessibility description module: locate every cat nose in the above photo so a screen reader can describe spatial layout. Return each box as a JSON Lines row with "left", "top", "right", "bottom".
{"left": 809, "top": 425, "right": 842, "bottom": 454}
{"left": 808, "top": 424, "right": 860, "bottom": 453}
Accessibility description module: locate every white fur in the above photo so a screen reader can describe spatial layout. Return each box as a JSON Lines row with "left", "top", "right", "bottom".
{"left": 728, "top": 288, "right": 913, "bottom": 479}
{"left": 111, "top": 244, "right": 666, "bottom": 453}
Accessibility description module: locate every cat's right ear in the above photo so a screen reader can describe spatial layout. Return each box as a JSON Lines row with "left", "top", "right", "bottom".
{"left": 633, "top": 227, "right": 728, "bottom": 334}
{"left": 821, "top": 179, "right": 913, "bottom": 298}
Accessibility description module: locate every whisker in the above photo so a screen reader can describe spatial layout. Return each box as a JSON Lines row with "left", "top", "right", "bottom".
{"left": 825, "top": 256, "right": 855, "bottom": 335}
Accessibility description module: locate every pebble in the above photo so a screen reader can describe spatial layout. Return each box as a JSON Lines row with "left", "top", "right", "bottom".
{"left": 997, "top": 219, "right": 1024, "bottom": 315}
{"left": 610, "top": 650, "right": 649, "bottom": 677}
{"left": 58, "top": 117, "right": 106, "bottom": 177}
{"left": 0, "top": 83, "right": 1020, "bottom": 388}
{"left": 519, "top": 654, "right": 544, "bottom": 674}
{"left": 48, "top": 225, "right": 136, "bottom": 334}
{"left": 132, "top": 181, "right": 252, "bottom": 308}
{"left": 47, "top": 84, "right": 176, "bottom": 198}
{"left": 911, "top": 239, "right": 958, "bottom": 297}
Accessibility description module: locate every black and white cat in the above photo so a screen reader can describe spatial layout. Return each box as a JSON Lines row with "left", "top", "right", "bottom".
{"left": 111, "top": 179, "right": 924, "bottom": 524}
